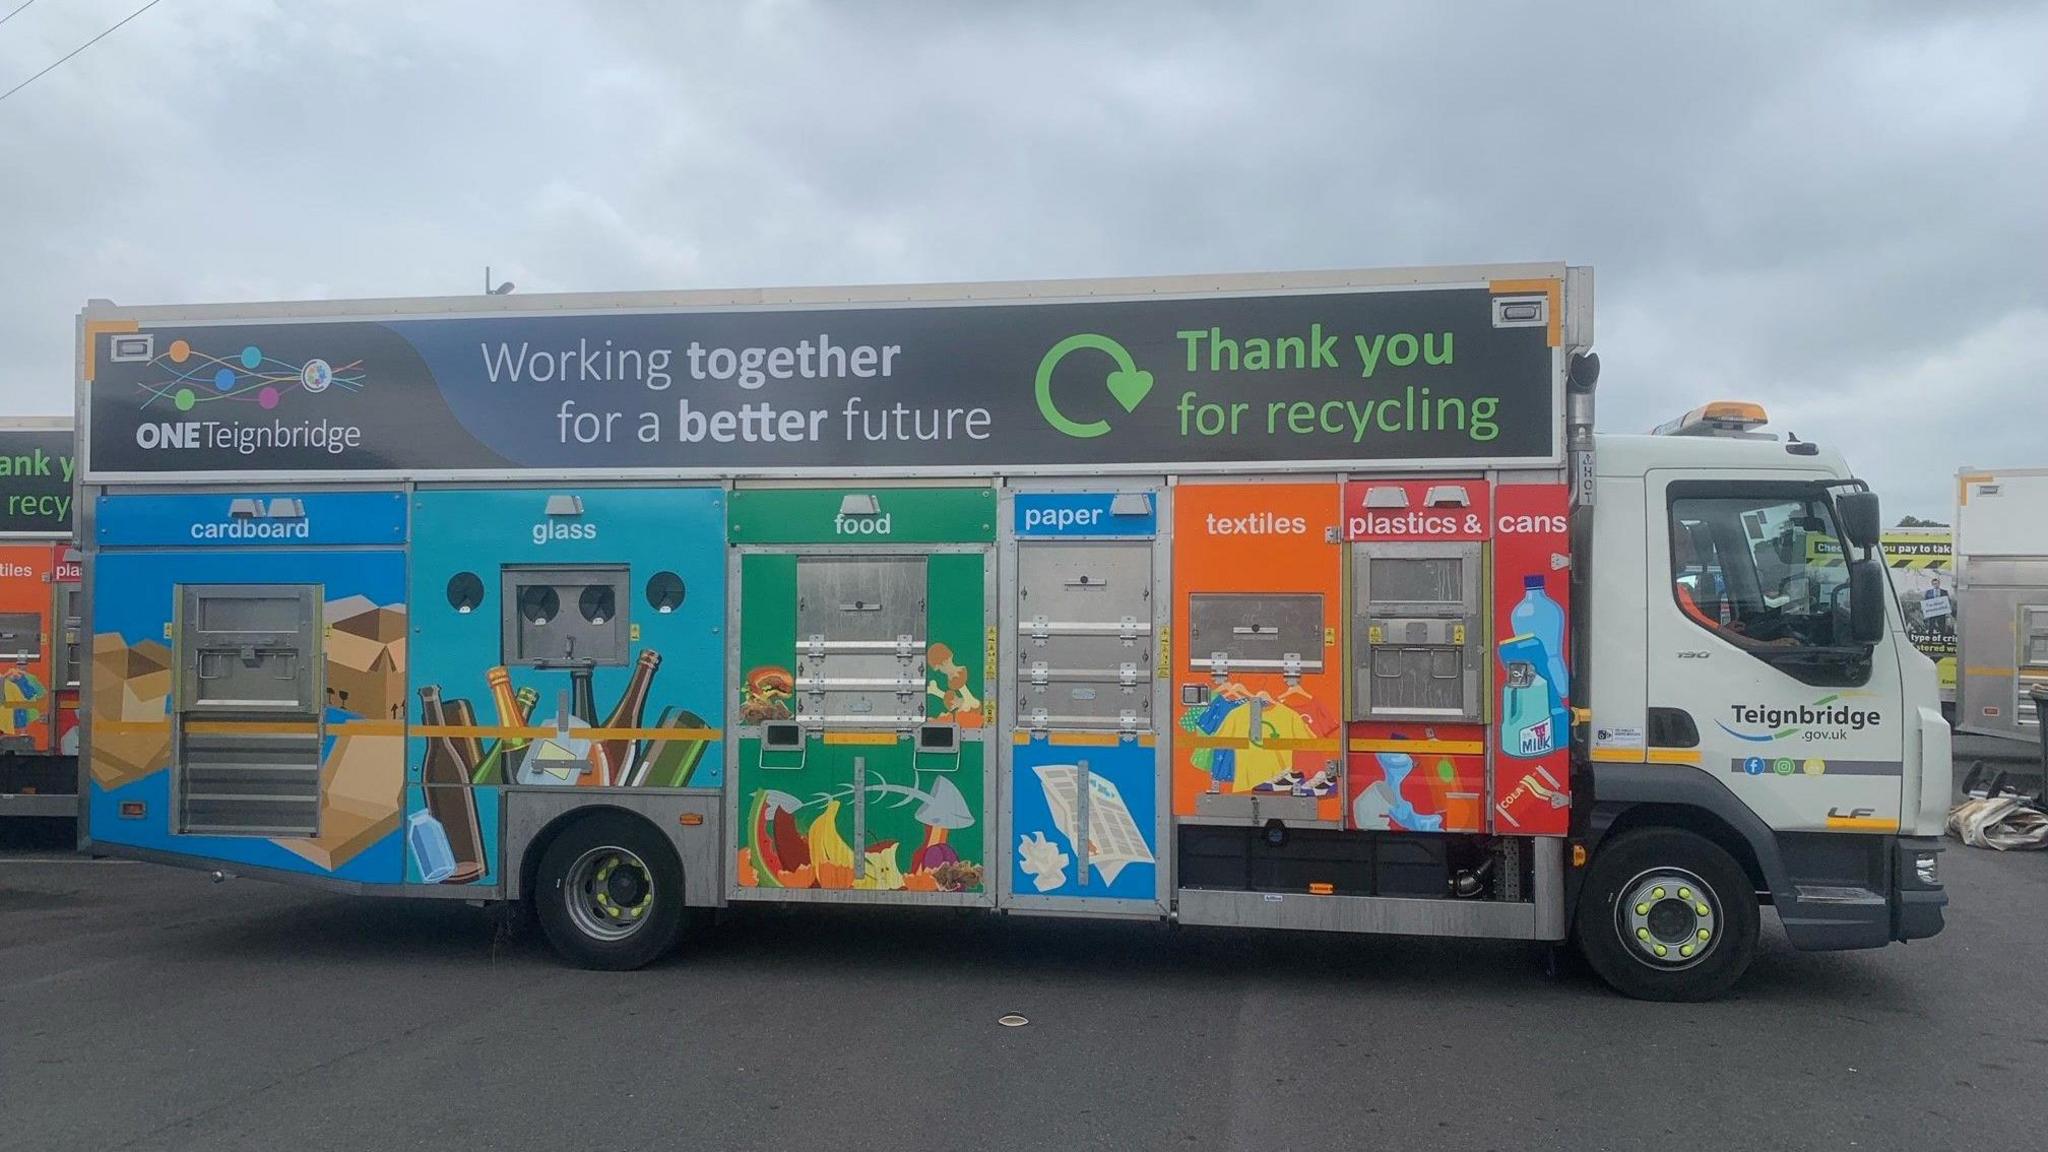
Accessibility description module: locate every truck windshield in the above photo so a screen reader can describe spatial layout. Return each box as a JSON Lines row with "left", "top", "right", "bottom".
{"left": 1669, "top": 486, "right": 1861, "bottom": 656}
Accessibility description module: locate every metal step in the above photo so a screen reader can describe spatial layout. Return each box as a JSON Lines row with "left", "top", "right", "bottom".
{"left": 1793, "top": 884, "right": 1886, "bottom": 906}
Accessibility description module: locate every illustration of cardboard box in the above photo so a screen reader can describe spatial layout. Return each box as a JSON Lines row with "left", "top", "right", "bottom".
{"left": 89, "top": 633, "right": 172, "bottom": 788}
{"left": 324, "top": 597, "right": 407, "bottom": 722}
{"left": 276, "top": 732, "right": 404, "bottom": 871}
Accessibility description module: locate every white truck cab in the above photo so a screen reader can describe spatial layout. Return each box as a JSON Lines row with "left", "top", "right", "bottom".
{"left": 1566, "top": 405, "right": 1949, "bottom": 997}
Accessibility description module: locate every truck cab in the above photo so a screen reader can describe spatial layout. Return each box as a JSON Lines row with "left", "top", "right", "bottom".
{"left": 1568, "top": 407, "right": 1949, "bottom": 998}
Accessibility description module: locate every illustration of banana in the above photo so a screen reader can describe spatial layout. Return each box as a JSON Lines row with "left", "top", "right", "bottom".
{"left": 807, "top": 800, "right": 854, "bottom": 870}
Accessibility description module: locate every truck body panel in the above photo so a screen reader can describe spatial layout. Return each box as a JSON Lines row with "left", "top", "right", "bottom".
{"left": 0, "top": 419, "right": 80, "bottom": 820}
{"left": 71, "top": 264, "right": 1946, "bottom": 992}
{"left": 1954, "top": 469, "right": 2048, "bottom": 741}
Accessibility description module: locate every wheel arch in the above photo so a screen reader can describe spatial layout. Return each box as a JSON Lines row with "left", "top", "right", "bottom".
{"left": 1571, "top": 763, "right": 1791, "bottom": 921}
{"left": 513, "top": 803, "right": 680, "bottom": 905}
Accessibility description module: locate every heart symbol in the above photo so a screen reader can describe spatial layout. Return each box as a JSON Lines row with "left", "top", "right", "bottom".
{"left": 1105, "top": 367, "right": 1153, "bottom": 413}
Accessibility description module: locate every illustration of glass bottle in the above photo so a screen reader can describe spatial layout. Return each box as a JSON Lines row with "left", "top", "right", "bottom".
{"left": 418, "top": 685, "right": 486, "bottom": 883}
{"left": 599, "top": 649, "right": 661, "bottom": 786}
{"left": 472, "top": 667, "right": 533, "bottom": 784}
{"left": 443, "top": 697, "right": 483, "bottom": 778}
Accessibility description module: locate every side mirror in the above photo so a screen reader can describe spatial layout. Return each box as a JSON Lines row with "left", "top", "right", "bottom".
{"left": 1849, "top": 559, "right": 1885, "bottom": 645}
{"left": 1836, "top": 491, "right": 1881, "bottom": 552}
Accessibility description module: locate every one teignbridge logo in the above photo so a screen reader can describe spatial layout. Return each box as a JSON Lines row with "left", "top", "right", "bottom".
{"left": 134, "top": 338, "right": 363, "bottom": 414}
{"left": 1034, "top": 334, "right": 1153, "bottom": 439}
{"left": 1717, "top": 694, "right": 1883, "bottom": 744}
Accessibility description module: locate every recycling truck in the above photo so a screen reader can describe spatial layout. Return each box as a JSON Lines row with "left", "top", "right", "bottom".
{"left": 73, "top": 264, "right": 1947, "bottom": 1000}
{"left": 0, "top": 417, "right": 82, "bottom": 822}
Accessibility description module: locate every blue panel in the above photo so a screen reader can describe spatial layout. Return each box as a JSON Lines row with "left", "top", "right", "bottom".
{"left": 1009, "top": 735, "right": 1159, "bottom": 900}
{"left": 406, "top": 487, "right": 728, "bottom": 885}
{"left": 96, "top": 491, "right": 407, "bottom": 548}
{"left": 1012, "top": 491, "right": 1156, "bottom": 538}
{"left": 88, "top": 549, "right": 408, "bottom": 884}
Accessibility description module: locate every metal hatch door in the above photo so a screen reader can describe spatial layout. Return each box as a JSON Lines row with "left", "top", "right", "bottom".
{"left": 1016, "top": 542, "right": 1152, "bottom": 731}
{"left": 795, "top": 557, "right": 928, "bottom": 729}
{"left": 1187, "top": 592, "right": 1325, "bottom": 682}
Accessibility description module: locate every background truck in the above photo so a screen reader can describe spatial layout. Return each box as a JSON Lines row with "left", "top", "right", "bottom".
{"left": 1882, "top": 525, "right": 1957, "bottom": 713}
{"left": 74, "top": 264, "right": 1947, "bottom": 1000}
{"left": 0, "top": 417, "right": 83, "bottom": 823}
{"left": 1954, "top": 469, "right": 2048, "bottom": 743}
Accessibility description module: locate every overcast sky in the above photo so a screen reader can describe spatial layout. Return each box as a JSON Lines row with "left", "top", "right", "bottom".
{"left": 2, "top": 0, "right": 2041, "bottom": 519}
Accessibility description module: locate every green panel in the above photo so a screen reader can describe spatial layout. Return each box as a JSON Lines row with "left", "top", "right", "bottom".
{"left": 737, "top": 552, "right": 798, "bottom": 691}
{"left": 727, "top": 487, "right": 995, "bottom": 545}
{"left": 736, "top": 736, "right": 985, "bottom": 894}
{"left": 732, "top": 544, "right": 992, "bottom": 897}
{"left": 926, "top": 551, "right": 991, "bottom": 726}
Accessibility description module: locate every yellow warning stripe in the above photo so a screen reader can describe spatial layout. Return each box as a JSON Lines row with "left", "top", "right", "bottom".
{"left": 1958, "top": 472, "right": 1993, "bottom": 506}
{"left": 420, "top": 725, "right": 720, "bottom": 741}
{"left": 1590, "top": 746, "right": 1702, "bottom": 765}
{"left": 1826, "top": 815, "right": 1899, "bottom": 832}
{"left": 822, "top": 731, "right": 899, "bottom": 746}
{"left": 1180, "top": 735, "right": 1341, "bottom": 752}
{"left": 90, "top": 720, "right": 720, "bottom": 740}
{"left": 1011, "top": 731, "right": 1158, "bottom": 748}
{"left": 1347, "top": 738, "right": 1485, "bottom": 755}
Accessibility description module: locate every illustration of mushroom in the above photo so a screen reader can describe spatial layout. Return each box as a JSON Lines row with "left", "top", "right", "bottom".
{"left": 908, "top": 774, "right": 974, "bottom": 873}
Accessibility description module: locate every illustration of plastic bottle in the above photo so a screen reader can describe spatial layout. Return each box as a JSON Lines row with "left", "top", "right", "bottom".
{"left": 407, "top": 809, "right": 456, "bottom": 883}
{"left": 1498, "top": 635, "right": 1555, "bottom": 759}
{"left": 1373, "top": 749, "right": 1444, "bottom": 832}
{"left": 1510, "top": 575, "right": 1569, "bottom": 699}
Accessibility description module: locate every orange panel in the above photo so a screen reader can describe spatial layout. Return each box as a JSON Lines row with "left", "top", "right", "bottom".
{"left": 0, "top": 543, "right": 59, "bottom": 753}
{"left": 1171, "top": 482, "right": 1344, "bottom": 822}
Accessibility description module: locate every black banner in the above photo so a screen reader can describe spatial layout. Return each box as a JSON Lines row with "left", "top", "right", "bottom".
{"left": 0, "top": 425, "right": 75, "bottom": 535}
{"left": 86, "top": 283, "right": 1558, "bottom": 477}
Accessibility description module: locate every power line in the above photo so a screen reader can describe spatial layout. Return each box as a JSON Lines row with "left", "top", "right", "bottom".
{"left": 2, "top": 1, "right": 44, "bottom": 29}
{"left": 0, "top": 0, "right": 167, "bottom": 106}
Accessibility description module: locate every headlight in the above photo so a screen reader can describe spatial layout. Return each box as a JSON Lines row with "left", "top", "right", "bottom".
{"left": 1915, "top": 852, "right": 1939, "bottom": 886}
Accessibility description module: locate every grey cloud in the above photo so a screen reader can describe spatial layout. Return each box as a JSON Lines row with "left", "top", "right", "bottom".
{"left": 2, "top": 0, "right": 2040, "bottom": 518}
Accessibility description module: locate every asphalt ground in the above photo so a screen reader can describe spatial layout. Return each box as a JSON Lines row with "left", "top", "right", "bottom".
{"left": 3, "top": 735, "right": 2043, "bottom": 1152}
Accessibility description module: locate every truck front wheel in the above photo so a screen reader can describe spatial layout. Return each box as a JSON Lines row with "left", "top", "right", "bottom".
{"left": 534, "top": 812, "right": 687, "bottom": 971}
{"left": 1575, "top": 828, "right": 1760, "bottom": 1001}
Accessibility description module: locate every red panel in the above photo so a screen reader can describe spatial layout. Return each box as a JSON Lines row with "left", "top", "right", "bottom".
{"left": 1490, "top": 483, "right": 1571, "bottom": 835}
{"left": 1342, "top": 478, "right": 1490, "bottom": 542}
{"left": 1346, "top": 721, "right": 1487, "bottom": 832}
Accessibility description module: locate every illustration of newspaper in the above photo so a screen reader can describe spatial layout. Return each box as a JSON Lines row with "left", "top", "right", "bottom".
{"left": 1032, "top": 764, "right": 1155, "bottom": 886}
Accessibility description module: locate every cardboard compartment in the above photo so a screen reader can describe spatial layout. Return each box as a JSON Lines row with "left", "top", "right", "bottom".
{"left": 89, "top": 633, "right": 172, "bottom": 788}
{"left": 276, "top": 732, "right": 405, "bottom": 871}
{"left": 325, "top": 596, "right": 408, "bottom": 722}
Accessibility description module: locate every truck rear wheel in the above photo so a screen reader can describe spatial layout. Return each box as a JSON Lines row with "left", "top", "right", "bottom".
{"left": 534, "top": 812, "right": 687, "bottom": 971}
{"left": 1575, "top": 828, "right": 1759, "bottom": 1001}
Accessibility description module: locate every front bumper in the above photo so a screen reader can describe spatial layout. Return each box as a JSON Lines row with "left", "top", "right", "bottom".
{"left": 1774, "top": 834, "right": 1946, "bottom": 951}
{"left": 1892, "top": 836, "right": 1947, "bottom": 942}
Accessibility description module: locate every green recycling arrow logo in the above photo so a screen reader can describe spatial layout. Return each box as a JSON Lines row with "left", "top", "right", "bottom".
{"left": 1034, "top": 333, "right": 1153, "bottom": 439}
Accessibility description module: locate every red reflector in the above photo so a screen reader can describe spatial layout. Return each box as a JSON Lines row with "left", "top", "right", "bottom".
{"left": 679, "top": 813, "right": 704, "bottom": 827}
{"left": 1307, "top": 882, "right": 1334, "bottom": 896}
{"left": 119, "top": 801, "right": 147, "bottom": 819}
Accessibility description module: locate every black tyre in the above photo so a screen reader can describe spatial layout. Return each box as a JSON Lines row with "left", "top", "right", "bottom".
{"left": 1574, "top": 828, "right": 1760, "bottom": 1002}
{"left": 533, "top": 812, "right": 687, "bottom": 971}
